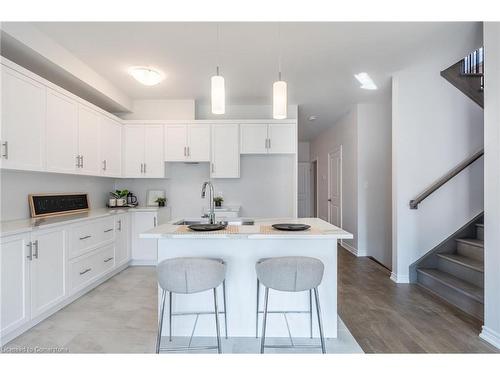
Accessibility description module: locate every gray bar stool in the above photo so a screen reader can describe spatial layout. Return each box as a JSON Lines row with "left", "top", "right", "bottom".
{"left": 255, "top": 256, "right": 326, "bottom": 354}
{"left": 156, "top": 257, "right": 227, "bottom": 354}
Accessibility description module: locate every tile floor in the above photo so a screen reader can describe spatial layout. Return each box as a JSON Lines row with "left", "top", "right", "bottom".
{"left": 2, "top": 266, "right": 363, "bottom": 354}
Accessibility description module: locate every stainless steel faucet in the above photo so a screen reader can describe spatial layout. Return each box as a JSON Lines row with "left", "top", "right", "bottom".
{"left": 201, "top": 181, "right": 216, "bottom": 224}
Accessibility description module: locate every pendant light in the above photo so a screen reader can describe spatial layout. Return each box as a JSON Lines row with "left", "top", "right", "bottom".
{"left": 273, "top": 24, "right": 287, "bottom": 119}
{"left": 211, "top": 24, "right": 225, "bottom": 114}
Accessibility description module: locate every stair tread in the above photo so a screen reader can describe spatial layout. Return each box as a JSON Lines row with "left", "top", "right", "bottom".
{"left": 436, "top": 253, "right": 484, "bottom": 272}
{"left": 456, "top": 238, "right": 484, "bottom": 248}
{"left": 417, "top": 268, "right": 484, "bottom": 303}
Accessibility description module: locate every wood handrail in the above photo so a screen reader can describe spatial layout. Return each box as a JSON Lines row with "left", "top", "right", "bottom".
{"left": 409, "top": 148, "right": 484, "bottom": 209}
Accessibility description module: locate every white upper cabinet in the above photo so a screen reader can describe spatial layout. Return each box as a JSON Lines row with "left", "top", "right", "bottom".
{"left": 240, "top": 123, "right": 296, "bottom": 154}
{"left": 124, "top": 125, "right": 164, "bottom": 178}
{"left": 211, "top": 123, "right": 240, "bottom": 178}
{"left": 267, "top": 123, "right": 297, "bottom": 154}
{"left": 100, "top": 117, "right": 122, "bottom": 177}
{"left": 1, "top": 67, "right": 46, "bottom": 171}
{"left": 78, "top": 105, "right": 101, "bottom": 175}
{"left": 164, "top": 125, "right": 188, "bottom": 161}
{"left": 164, "top": 124, "right": 210, "bottom": 162}
{"left": 46, "top": 89, "right": 79, "bottom": 173}
{"left": 144, "top": 125, "right": 165, "bottom": 177}
{"left": 240, "top": 123, "right": 269, "bottom": 154}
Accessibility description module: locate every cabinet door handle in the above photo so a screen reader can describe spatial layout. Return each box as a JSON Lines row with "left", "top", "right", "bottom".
{"left": 76, "top": 155, "right": 81, "bottom": 167}
{"left": 183, "top": 146, "right": 186, "bottom": 157}
{"left": 103, "top": 160, "right": 107, "bottom": 171}
{"left": 117, "top": 220, "right": 122, "bottom": 231}
{"left": 79, "top": 235, "right": 92, "bottom": 240}
{"left": 140, "top": 163, "right": 143, "bottom": 173}
{"left": 104, "top": 228, "right": 113, "bottom": 233}
{"left": 104, "top": 257, "right": 114, "bottom": 263}
{"left": 26, "top": 242, "right": 33, "bottom": 261}
{"left": 2, "top": 141, "right": 8, "bottom": 159}
{"left": 265, "top": 139, "right": 268, "bottom": 149}
{"left": 154, "top": 217, "right": 157, "bottom": 227}
{"left": 268, "top": 138, "right": 271, "bottom": 149}
{"left": 79, "top": 268, "right": 92, "bottom": 275}
{"left": 211, "top": 163, "right": 215, "bottom": 173}
{"left": 81, "top": 155, "right": 84, "bottom": 168}
{"left": 187, "top": 147, "right": 190, "bottom": 157}
{"left": 33, "top": 240, "right": 39, "bottom": 259}
{"left": 144, "top": 163, "right": 147, "bottom": 174}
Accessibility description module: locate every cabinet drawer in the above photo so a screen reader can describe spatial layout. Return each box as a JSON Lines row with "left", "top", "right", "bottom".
{"left": 69, "top": 217, "right": 115, "bottom": 258}
{"left": 69, "top": 244, "right": 115, "bottom": 293}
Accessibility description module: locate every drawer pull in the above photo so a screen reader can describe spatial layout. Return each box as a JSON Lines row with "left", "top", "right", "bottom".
{"left": 104, "top": 257, "right": 114, "bottom": 263}
{"left": 104, "top": 228, "right": 113, "bottom": 233}
{"left": 79, "top": 268, "right": 92, "bottom": 275}
{"left": 79, "top": 235, "right": 92, "bottom": 240}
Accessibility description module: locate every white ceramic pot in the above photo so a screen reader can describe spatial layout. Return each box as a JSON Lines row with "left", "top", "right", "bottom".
{"left": 116, "top": 198, "right": 126, "bottom": 206}
{"left": 109, "top": 198, "right": 117, "bottom": 207}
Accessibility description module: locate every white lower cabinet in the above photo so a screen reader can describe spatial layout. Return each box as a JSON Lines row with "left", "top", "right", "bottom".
{"left": 29, "top": 228, "right": 66, "bottom": 319}
{"left": 69, "top": 244, "right": 115, "bottom": 293}
{"left": 115, "top": 213, "right": 131, "bottom": 266}
{"left": 131, "top": 211, "right": 158, "bottom": 264}
{"left": 0, "top": 233, "right": 30, "bottom": 337}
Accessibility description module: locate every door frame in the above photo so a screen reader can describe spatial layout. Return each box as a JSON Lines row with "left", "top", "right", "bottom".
{"left": 327, "top": 145, "right": 343, "bottom": 228}
{"left": 310, "top": 158, "right": 319, "bottom": 218}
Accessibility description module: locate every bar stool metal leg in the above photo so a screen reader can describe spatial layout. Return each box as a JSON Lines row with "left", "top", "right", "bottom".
{"left": 222, "top": 280, "right": 228, "bottom": 339}
{"left": 255, "top": 279, "right": 260, "bottom": 338}
{"left": 309, "top": 290, "right": 313, "bottom": 339}
{"left": 313, "top": 287, "right": 326, "bottom": 354}
{"left": 156, "top": 289, "right": 167, "bottom": 353}
{"left": 260, "top": 287, "right": 269, "bottom": 354}
{"left": 168, "top": 291, "right": 173, "bottom": 341}
{"left": 213, "top": 288, "right": 222, "bottom": 353}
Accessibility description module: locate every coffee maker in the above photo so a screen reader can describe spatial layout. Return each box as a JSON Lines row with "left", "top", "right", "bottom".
{"left": 126, "top": 192, "right": 138, "bottom": 206}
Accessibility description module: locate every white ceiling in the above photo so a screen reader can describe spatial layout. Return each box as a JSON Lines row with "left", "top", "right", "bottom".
{"left": 29, "top": 22, "right": 480, "bottom": 140}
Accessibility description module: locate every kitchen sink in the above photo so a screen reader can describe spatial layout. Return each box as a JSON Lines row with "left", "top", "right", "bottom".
{"left": 174, "top": 218, "right": 254, "bottom": 226}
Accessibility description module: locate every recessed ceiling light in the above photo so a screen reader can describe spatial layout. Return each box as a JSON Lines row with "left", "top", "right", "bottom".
{"left": 129, "top": 66, "right": 165, "bottom": 86}
{"left": 354, "top": 72, "right": 377, "bottom": 90}
{"left": 308, "top": 115, "right": 318, "bottom": 121}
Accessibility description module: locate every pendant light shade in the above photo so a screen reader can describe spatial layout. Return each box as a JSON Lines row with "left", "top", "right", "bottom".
{"left": 273, "top": 79, "right": 287, "bottom": 120}
{"left": 211, "top": 67, "right": 225, "bottom": 115}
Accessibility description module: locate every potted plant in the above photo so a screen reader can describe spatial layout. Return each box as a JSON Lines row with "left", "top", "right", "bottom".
{"left": 114, "top": 189, "right": 129, "bottom": 206}
{"left": 155, "top": 197, "right": 167, "bottom": 207}
{"left": 213, "top": 196, "right": 223, "bottom": 208}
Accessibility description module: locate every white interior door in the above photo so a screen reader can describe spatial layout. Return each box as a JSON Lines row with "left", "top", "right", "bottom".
{"left": 1, "top": 67, "right": 46, "bottom": 171}
{"left": 46, "top": 89, "right": 79, "bottom": 173}
{"left": 188, "top": 124, "right": 211, "bottom": 161}
{"left": 328, "top": 147, "right": 342, "bottom": 227}
{"left": 78, "top": 105, "right": 101, "bottom": 175}
{"left": 144, "top": 125, "right": 164, "bottom": 177}
{"left": 298, "top": 162, "right": 311, "bottom": 217}
{"left": 164, "top": 124, "right": 187, "bottom": 161}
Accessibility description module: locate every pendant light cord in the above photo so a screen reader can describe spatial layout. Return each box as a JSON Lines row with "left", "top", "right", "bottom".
{"left": 277, "top": 23, "right": 282, "bottom": 81}
{"left": 216, "top": 23, "right": 221, "bottom": 76}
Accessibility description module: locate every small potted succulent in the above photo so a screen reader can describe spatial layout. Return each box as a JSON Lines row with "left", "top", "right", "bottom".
{"left": 155, "top": 197, "right": 167, "bottom": 207}
{"left": 213, "top": 196, "right": 224, "bottom": 208}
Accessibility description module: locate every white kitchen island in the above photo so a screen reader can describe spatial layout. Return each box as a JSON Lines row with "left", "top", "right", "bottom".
{"left": 141, "top": 218, "right": 352, "bottom": 340}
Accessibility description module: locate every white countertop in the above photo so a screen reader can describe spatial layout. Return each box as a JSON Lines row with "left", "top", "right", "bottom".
{"left": 141, "top": 217, "right": 353, "bottom": 240}
{"left": 0, "top": 206, "right": 161, "bottom": 237}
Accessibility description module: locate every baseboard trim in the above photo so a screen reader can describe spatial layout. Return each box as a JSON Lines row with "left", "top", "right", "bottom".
{"left": 341, "top": 241, "right": 363, "bottom": 257}
{"left": 390, "top": 272, "right": 410, "bottom": 284}
{"left": 129, "top": 259, "right": 156, "bottom": 266}
{"left": 480, "top": 326, "right": 500, "bottom": 349}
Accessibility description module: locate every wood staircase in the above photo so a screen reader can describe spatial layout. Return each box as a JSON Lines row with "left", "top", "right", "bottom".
{"left": 417, "top": 222, "right": 484, "bottom": 320}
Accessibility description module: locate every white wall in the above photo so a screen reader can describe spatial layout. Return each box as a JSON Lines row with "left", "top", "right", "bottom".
{"left": 357, "top": 96, "right": 392, "bottom": 267}
{"left": 118, "top": 99, "right": 195, "bottom": 120}
{"left": 0, "top": 170, "right": 114, "bottom": 221}
{"left": 391, "top": 32, "right": 484, "bottom": 283}
{"left": 298, "top": 142, "right": 310, "bottom": 162}
{"left": 480, "top": 22, "right": 500, "bottom": 349}
{"left": 310, "top": 109, "right": 358, "bottom": 250}
{"left": 115, "top": 155, "right": 295, "bottom": 219}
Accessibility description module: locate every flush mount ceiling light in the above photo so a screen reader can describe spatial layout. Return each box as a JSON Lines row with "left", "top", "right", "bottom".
{"left": 354, "top": 72, "right": 377, "bottom": 90}
{"left": 273, "top": 25, "right": 287, "bottom": 120}
{"left": 211, "top": 24, "right": 225, "bottom": 115}
{"left": 129, "top": 67, "right": 165, "bottom": 86}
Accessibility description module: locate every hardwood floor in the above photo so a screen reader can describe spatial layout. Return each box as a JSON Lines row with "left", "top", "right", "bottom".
{"left": 338, "top": 246, "right": 498, "bottom": 353}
